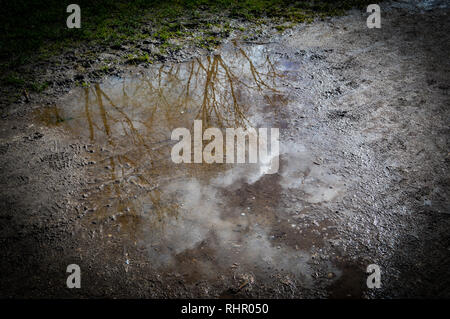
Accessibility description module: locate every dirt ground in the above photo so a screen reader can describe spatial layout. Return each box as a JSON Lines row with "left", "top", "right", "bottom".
{"left": 1, "top": 1, "right": 449, "bottom": 298}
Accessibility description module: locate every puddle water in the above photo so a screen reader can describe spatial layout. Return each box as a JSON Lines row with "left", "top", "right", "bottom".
{"left": 36, "top": 43, "right": 344, "bottom": 285}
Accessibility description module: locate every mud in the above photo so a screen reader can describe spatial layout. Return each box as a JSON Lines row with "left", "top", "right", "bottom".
{"left": 1, "top": 1, "right": 449, "bottom": 298}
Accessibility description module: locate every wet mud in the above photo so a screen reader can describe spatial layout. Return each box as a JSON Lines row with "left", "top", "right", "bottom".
{"left": 0, "top": 1, "right": 449, "bottom": 298}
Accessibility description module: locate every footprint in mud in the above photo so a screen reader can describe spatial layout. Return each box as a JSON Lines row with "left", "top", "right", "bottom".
{"left": 41, "top": 151, "right": 74, "bottom": 171}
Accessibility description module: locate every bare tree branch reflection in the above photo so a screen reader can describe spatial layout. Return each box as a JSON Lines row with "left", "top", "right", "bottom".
{"left": 36, "top": 45, "right": 288, "bottom": 231}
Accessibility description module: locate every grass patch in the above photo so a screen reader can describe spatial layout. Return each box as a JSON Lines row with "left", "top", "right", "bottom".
{"left": 126, "top": 53, "right": 153, "bottom": 64}
{"left": 0, "top": 0, "right": 373, "bottom": 92}
{"left": 2, "top": 73, "right": 49, "bottom": 93}
{"left": 1, "top": 1, "right": 373, "bottom": 62}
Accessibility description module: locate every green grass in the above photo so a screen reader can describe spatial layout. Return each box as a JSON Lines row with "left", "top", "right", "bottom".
{"left": 3, "top": 74, "right": 26, "bottom": 87}
{"left": 2, "top": 73, "right": 49, "bottom": 93}
{"left": 0, "top": 0, "right": 373, "bottom": 88}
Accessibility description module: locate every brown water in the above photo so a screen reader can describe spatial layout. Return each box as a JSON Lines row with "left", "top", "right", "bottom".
{"left": 36, "top": 43, "right": 343, "bottom": 284}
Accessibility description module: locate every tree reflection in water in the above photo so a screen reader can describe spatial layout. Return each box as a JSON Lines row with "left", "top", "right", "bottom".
{"left": 37, "top": 44, "right": 291, "bottom": 234}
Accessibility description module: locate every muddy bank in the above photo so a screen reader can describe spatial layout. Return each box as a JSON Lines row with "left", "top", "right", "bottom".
{"left": 0, "top": 1, "right": 449, "bottom": 298}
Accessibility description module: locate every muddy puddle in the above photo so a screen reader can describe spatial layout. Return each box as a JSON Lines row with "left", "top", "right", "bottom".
{"left": 35, "top": 43, "right": 345, "bottom": 288}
